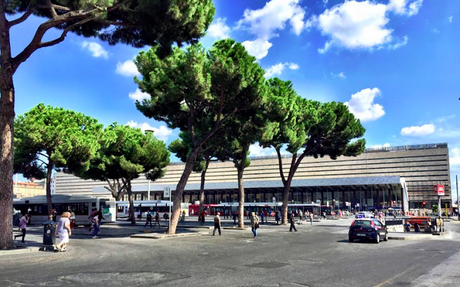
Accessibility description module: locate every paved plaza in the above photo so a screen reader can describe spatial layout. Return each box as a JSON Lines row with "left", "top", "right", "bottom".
{"left": 1, "top": 218, "right": 460, "bottom": 287}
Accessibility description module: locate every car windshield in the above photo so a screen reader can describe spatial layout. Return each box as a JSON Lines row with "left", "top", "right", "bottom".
{"left": 354, "top": 220, "right": 371, "bottom": 226}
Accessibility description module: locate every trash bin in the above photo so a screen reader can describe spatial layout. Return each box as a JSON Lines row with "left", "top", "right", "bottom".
{"left": 43, "top": 220, "right": 56, "bottom": 246}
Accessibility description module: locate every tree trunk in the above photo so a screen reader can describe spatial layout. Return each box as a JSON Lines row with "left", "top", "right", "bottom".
{"left": 0, "top": 67, "right": 15, "bottom": 249}
{"left": 198, "top": 158, "right": 210, "bottom": 218}
{"left": 237, "top": 146, "right": 248, "bottom": 229}
{"left": 46, "top": 159, "right": 54, "bottom": 215}
{"left": 0, "top": 76, "right": 15, "bottom": 249}
{"left": 127, "top": 180, "right": 136, "bottom": 224}
{"left": 169, "top": 147, "right": 200, "bottom": 234}
{"left": 281, "top": 183, "right": 291, "bottom": 225}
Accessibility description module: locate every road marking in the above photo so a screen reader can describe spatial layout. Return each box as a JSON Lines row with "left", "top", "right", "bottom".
{"left": 373, "top": 265, "right": 418, "bottom": 287}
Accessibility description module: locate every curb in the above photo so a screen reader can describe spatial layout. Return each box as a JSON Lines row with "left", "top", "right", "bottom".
{"left": 0, "top": 246, "right": 40, "bottom": 256}
{"left": 388, "top": 232, "right": 447, "bottom": 241}
{"left": 130, "top": 231, "right": 208, "bottom": 239}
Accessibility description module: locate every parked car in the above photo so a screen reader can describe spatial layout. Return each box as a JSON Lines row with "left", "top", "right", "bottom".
{"left": 349, "top": 218, "right": 388, "bottom": 243}
{"left": 355, "top": 211, "right": 374, "bottom": 219}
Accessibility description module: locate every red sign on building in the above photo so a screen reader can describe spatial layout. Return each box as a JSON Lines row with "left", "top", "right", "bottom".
{"left": 434, "top": 185, "right": 445, "bottom": 196}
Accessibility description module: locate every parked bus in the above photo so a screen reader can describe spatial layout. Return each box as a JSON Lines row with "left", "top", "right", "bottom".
{"left": 13, "top": 194, "right": 116, "bottom": 224}
{"left": 188, "top": 204, "right": 219, "bottom": 216}
{"left": 116, "top": 200, "right": 190, "bottom": 219}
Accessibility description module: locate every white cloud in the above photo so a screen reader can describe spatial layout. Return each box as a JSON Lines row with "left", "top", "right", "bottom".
{"left": 331, "top": 72, "right": 346, "bottom": 79}
{"left": 400, "top": 124, "right": 436, "bottom": 136}
{"left": 317, "top": 1, "right": 392, "bottom": 52}
{"left": 431, "top": 28, "right": 440, "bottom": 34}
{"left": 128, "top": 89, "right": 150, "bottom": 102}
{"left": 449, "top": 16, "right": 453, "bottom": 23}
{"left": 242, "top": 39, "right": 273, "bottom": 60}
{"left": 344, "top": 88, "right": 385, "bottom": 122}
{"left": 116, "top": 59, "right": 140, "bottom": 77}
{"left": 316, "top": 0, "right": 422, "bottom": 53}
{"left": 387, "top": 0, "right": 423, "bottom": 16}
{"left": 451, "top": 148, "right": 460, "bottom": 166}
{"left": 237, "top": 0, "right": 308, "bottom": 39}
{"left": 207, "top": 18, "right": 231, "bottom": 40}
{"left": 81, "top": 41, "right": 108, "bottom": 59}
{"left": 249, "top": 144, "right": 276, "bottom": 157}
{"left": 264, "top": 62, "right": 300, "bottom": 78}
{"left": 288, "top": 63, "right": 299, "bottom": 70}
{"left": 370, "top": 143, "right": 391, "bottom": 149}
{"left": 126, "top": 121, "right": 172, "bottom": 142}
{"left": 388, "top": 36, "right": 409, "bottom": 50}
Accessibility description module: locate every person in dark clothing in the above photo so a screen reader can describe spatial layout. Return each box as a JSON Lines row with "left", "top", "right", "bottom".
{"left": 145, "top": 211, "right": 153, "bottom": 228}
{"left": 232, "top": 211, "right": 237, "bottom": 225}
{"left": 275, "top": 211, "right": 281, "bottom": 225}
{"left": 289, "top": 213, "right": 297, "bottom": 232}
{"left": 96, "top": 208, "right": 105, "bottom": 227}
{"left": 52, "top": 209, "right": 57, "bottom": 223}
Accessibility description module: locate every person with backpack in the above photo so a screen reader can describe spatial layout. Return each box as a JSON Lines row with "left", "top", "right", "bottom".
{"left": 145, "top": 211, "right": 153, "bottom": 228}
{"left": 213, "top": 212, "right": 222, "bottom": 236}
{"left": 250, "top": 212, "right": 260, "bottom": 238}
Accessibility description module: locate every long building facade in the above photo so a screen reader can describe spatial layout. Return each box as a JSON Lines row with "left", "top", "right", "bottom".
{"left": 55, "top": 143, "right": 451, "bottom": 211}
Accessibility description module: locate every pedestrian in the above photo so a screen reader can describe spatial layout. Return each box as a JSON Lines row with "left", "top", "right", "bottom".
{"left": 289, "top": 213, "right": 297, "bottom": 232}
{"left": 145, "top": 211, "right": 153, "bottom": 228}
{"left": 88, "top": 208, "right": 97, "bottom": 231}
{"left": 92, "top": 214, "right": 100, "bottom": 238}
{"left": 14, "top": 213, "right": 29, "bottom": 243}
{"left": 154, "top": 212, "right": 162, "bottom": 228}
{"left": 250, "top": 212, "right": 260, "bottom": 238}
{"left": 56, "top": 211, "right": 72, "bottom": 251}
{"left": 213, "top": 212, "right": 222, "bottom": 236}
{"left": 181, "top": 210, "right": 186, "bottom": 222}
{"left": 200, "top": 210, "right": 206, "bottom": 225}
{"left": 260, "top": 211, "right": 265, "bottom": 224}
{"left": 309, "top": 212, "right": 313, "bottom": 225}
{"left": 275, "top": 211, "right": 281, "bottom": 225}
{"left": 264, "top": 210, "right": 268, "bottom": 223}
{"left": 52, "top": 209, "right": 57, "bottom": 222}
{"left": 232, "top": 211, "right": 237, "bottom": 225}
{"left": 298, "top": 209, "right": 303, "bottom": 221}
{"left": 69, "top": 210, "right": 76, "bottom": 229}
{"left": 96, "top": 208, "right": 105, "bottom": 228}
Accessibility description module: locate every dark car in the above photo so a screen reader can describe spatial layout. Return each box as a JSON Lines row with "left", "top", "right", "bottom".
{"left": 349, "top": 219, "right": 388, "bottom": 243}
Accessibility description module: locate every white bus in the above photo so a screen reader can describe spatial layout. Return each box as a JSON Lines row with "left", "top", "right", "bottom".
{"left": 13, "top": 194, "right": 116, "bottom": 224}
{"left": 116, "top": 200, "right": 190, "bottom": 219}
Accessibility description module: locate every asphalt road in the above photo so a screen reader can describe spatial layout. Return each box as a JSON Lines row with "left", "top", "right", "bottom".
{"left": 1, "top": 219, "right": 460, "bottom": 287}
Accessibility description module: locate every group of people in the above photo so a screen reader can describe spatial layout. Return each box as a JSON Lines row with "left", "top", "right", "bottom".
{"left": 144, "top": 211, "right": 163, "bottom": 228}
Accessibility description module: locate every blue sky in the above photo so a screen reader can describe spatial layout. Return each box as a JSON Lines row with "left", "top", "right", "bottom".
{"left": 10, "top": 0, "right": 460, "bottom": 199}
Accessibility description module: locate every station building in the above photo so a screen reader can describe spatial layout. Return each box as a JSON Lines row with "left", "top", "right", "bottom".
{"left": 54, "top": 143, "right": 451, "bottom": 212}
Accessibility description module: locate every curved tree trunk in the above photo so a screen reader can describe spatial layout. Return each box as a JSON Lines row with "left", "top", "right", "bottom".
{"left": 198, "top": 158, "right": 210, "bottom": 219}
{"left": 127, "top": 180, "right": 136, "bottom": 224}
{"left": 169, "top": 147, "right": 200, "bottom": 234}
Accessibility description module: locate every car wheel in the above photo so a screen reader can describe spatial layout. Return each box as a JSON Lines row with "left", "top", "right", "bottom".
{"left": 375, "top": 233, "right": 380, "bottom": 244}
{"left": 349, "top": 237, "right": 354, "bottom": 243}
{"left": 383, "top": 232, "right": 388, "bottom": 241}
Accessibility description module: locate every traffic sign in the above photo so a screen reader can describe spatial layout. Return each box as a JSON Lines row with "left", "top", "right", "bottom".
{"left": 164, "top": 187, "right": 171, "bottom": 197}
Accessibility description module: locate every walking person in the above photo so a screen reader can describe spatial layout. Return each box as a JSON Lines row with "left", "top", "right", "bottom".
{"left": 154, "top": 212, "right": 162, "bottom": 228}
{"left": 275, "top": 211, "right": 281, "bottom": 225}
{"left": 260, "top": 211, "right": 265, "bottom": 224}
{"left": 69, "top": 210, "right": 76, "bottom": 229}
{"left": 92, "top": 214, "right": 100, "bottom": 238}
{"left": 289, "top": 213, "right": 297, "bottom": 232}
{"left": 14, "top": 213, "right": 29, "bottom": 243}
{"left": 250, "top": 212, "right": 260, "bottom": 238}
{"left": 232, "top": 211, "right": 237, "bottom": 225}
{"left": 309, "top": 212, "right": 313, "bottom": 225}
{"left": 96, "top": 208, "right": 105, "bottom": 228}
{"left": 51, "top": 209, "right": 57, "bottom": 222}
{"left": 145, "top": 211, "right": 153, "bottom": 228}
{"left": 298, "top": 209, "right": 303, "bottom": 221}
{"left": 213, "top": 212, "right": 222, "bottom": 236}
{"left": 88, "top": 208, "right": 97, "bottom": 232}
{"left": 200, "top": 210, "right": 206, "bottom": 225}
{"left": 55, "top": 212, "right": 71, "bottom": 251}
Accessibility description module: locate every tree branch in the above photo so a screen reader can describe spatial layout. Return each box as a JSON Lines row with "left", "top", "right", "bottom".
{"left": 276, "top": 148, "right": 287, "bottom": 185}
{"left": 7, "top": 6, "right": 36, "bottom": 28}
{"left": 38, "top": 16, "right": 96, "bottom": 49}
{"left": 45, "top": 0, "right": 58, "bottom": 18}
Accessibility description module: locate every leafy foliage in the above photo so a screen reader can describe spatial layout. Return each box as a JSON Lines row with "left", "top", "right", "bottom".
{"left": 14, "top": 103, "right": 102, "bottom": 176}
